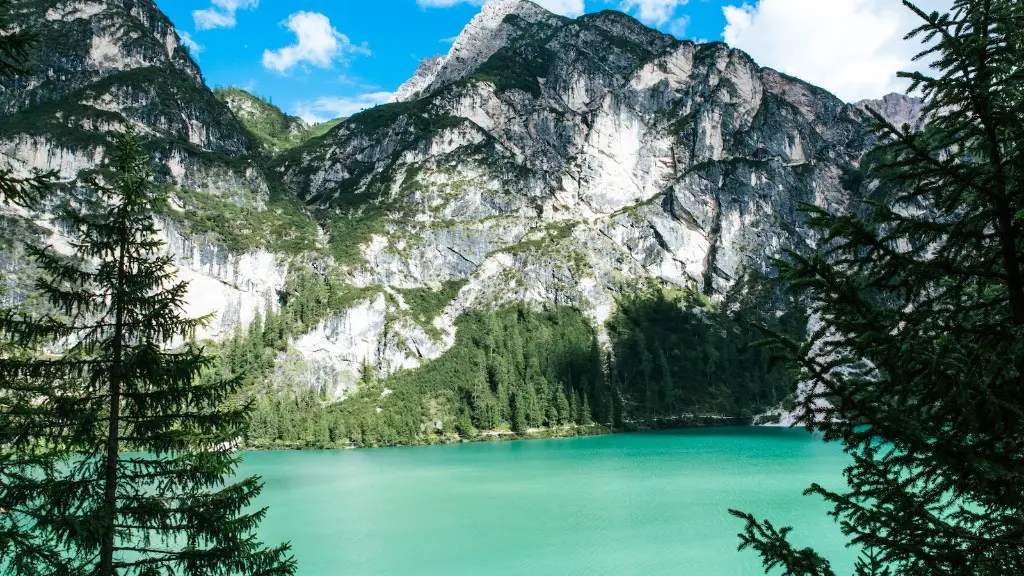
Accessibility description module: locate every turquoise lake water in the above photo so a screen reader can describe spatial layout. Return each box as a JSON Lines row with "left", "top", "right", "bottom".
{"left": 239, "top": 428, "right": 855, "bottom": 576}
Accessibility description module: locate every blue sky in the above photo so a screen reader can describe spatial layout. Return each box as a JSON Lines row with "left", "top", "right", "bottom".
{"left": 156, "top": 0, "right": 942, "bottom": 123}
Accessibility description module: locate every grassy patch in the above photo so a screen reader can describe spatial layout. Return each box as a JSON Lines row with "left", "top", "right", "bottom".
{"left": 215, "top": 86, "right": 347, "bottom": 154}
{"left": 396, "top": 279, "right": 468, "bottom": 337}
{"left": 304, "top": 118, "right": 345, "bottom": 140}
{"left": 471, "top": 44, "right": 555, "bottom": 97}
{"left": 214, "top": 86, "right": 306, "bottom": 152}
{"left": 159, "top": 187, "right": 319, "bottom": 255}
{"left": 491, "top": 221, "right": 577, "bottom": 257}
{"left": 323, "top": 207, "right": 390, "bottom": 265}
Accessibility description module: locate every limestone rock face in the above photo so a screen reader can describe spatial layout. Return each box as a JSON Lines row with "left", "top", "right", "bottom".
{"left": 0, "top": 3, "right": 279, "bottom": 351}
{"left": 857, "top": 93, "right": 926, "bottom": 131}
{"left": 390, "top": 0, "right": 562, "bottom": 103}
{"left": 161, "top": 220, "right": 288, "bottom": 339}
{"left": 277, "top": 7, "right": 874, "bottom": 388}
{"left": 0, "top": 0, "right": 267, "bottom": 198}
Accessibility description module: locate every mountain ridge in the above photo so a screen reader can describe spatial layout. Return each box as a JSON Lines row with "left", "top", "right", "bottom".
{"left": 0, "top": 0, "right": 268, "bottom": 199}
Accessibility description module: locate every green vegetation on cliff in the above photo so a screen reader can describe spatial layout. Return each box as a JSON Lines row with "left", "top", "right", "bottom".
{"left": 397, "top": 280, "right": 468, "bottom": 338}
{"left": 334, "top": 304, "right": 606, "bottom": 447}
{"left": 158, "top": 187, "right": 320, "bottom": 255}
{"left": 214, "top": 86, "right": 344, "bottom": 154}
{"left": 236, "top": 276, "right": 804, "bottom": 449}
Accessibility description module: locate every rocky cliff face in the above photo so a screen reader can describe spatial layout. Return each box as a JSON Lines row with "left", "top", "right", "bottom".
{"left": 0, "top": 0, "right": 267, "bottom": 199}
{"left": 858, "top": 92, "right": 926, "bottom": 131}
{"left": 0, "top": 0, "right": 283, "bottom": 338}
{"left": 275, "top": 0, "right": 878, "bottom": 390}
{"left": 2, "top": 0, "right": 904, "bottom": 397}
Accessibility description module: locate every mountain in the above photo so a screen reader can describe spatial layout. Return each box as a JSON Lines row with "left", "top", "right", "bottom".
{"left": 858, "top": 92, "right": 926, "bottom": 131}
{"left": 273, "top": 0, "right": 873, "bottom": 383}
{"left": 0, "top": 0, "right": 269, "bottom": 198}
{"left": 215, "top": 87, "right": 310, "bottom": 154}
{"left": 215, "top": 86, "right": 346, "bottom": 154}
{"left": 0, "top": 0, "right": 302, "bottom": 349}
{"left": 0, "top": 0, "right": 907, "bottom": 443}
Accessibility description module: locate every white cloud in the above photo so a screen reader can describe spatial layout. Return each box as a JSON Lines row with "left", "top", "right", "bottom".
{"left": 179, "top": 31, "right": 204, "bottom": 56}
{"left": 667, "top": 14, "right": 689, "bottom": 38}
{"left": 416, "top": 0, "right": 585, "bottom": 17}
{"left": 721, "top": 0, "right": 946, "bottom": 102}
{"left": 532, "top": 0, "right": 585, "bottom": 15}
{"left": 294, "top": 92, "right": 394, "bottom": 124}
{"left": 262, "top": 12, "right": 371, "bottom": 75}
{"left": 193, "top": 0, "right": 258, "bottom": 31}
{"left": 620, "top": 0, "right": 688, "bottom": 25}
{"left": 193, "top": 9, "right": 233, "bottom": 30}
{"left": 416, "top": 0, "right": 473, "bottom": 6}
{"left": 440, "top": 35, "right": 459, "bottom": 44}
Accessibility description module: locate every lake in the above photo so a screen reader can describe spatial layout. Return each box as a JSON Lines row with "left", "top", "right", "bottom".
{"left": 239, "top": 427, "right": 855, "bottom": 576}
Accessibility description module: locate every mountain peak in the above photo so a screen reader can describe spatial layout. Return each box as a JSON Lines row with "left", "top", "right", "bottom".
{"left": 390, "top": 0, "right": 560, "bottom": 103}
{"left": 857, "top": 92, "right": 926, "bottom": 130}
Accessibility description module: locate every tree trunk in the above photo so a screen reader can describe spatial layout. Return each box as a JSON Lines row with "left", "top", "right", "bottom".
{"left": 98, "top": 233, "right": 128, "bottom": 575}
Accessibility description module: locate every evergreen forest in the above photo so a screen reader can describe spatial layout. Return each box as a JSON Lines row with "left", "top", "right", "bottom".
{"left": 215, "top": 272, "right": 803, "bottom": 449}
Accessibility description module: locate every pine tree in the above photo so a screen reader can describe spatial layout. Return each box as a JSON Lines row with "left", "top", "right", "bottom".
{"left": 569, "top": 388, "right": 581, "bottom": 424}
{"left": 732, "top": 1, "right": 1024, "bottom": 574}
{"left": 580, "top": 391, "right": 593, "bottom": 425}
{"left": 555, "top": 388, "right": 570, "bottom": 426}
{"left": 510, "top": 390, "right": 528, "bottom": 434}
{"left": 0, "top": 8, "right": 57, "bottom": 569}
{"left": 0, "top": 126, "right": 296, "bottom": 575}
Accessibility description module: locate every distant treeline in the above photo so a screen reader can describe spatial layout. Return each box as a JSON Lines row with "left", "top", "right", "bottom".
{"left": 217, "top": 272, "right": 804, "bottom": 449}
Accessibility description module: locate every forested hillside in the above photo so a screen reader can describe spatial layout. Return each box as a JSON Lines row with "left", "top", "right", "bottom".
{"left": 221, "top": 276, "right": 803, "bottom": 448}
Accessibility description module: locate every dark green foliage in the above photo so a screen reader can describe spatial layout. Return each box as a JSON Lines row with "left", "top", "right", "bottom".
{"left": 157, "top": 187, "right": 320, "bottom": 255}
{"left": 472, "top": 44, "right": 556, "bottom": 97}
{"left": 241, "top": 285, "right": 803, "bottom": 448}
{"left": 0, "top": 167, "right": 53, "bottom": 210}
{"left": 731, "top": 510, "right": 836, "bottom": 576}
{"left": 342, "top": 100, "right": 463, "bottom": 136}
{"left": 246, "top": 385, "right": 339, "bottom": 449}
{"left": 0, "top": 0, "right": 34, "bottom": 79}
{"left": 329, "top": 304, "right": 606, "bottom": 447}
{"left": 240, "top": 304, "right": 610, "bottom": 449}
{"left": 217, "top": 262, "right": 379, "bottom": 360}
{"left": 732, "top": 1, "right": 1024, "bottom": 574}
{"left": 344, "top": 100, "right": 424, "bottom": 133}
{"left": 200, "top": 265, "right": 380, "bottom": 448}
{"left": 324, "top": 208, "right": 390, "bottom": 263}
{"left": 0, "top": 0, "right": 54, "bottom": 208}
{"left": 607, "top": 283, "right": 804, "bottom": 425}
{"left": 277, "top": 265, "right": 380, "bottom": 333}
{"left": 214, "top": 86, "right": 344, "bottom": 154}
{"left": 397, "top": 280, "right": 468, "bottom": 337}
{"left": 0, "top": 126, "right": 295, "bottom": 575}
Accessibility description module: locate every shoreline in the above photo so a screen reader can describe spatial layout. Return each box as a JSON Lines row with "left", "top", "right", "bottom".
{"left": 242, "top": 415, "right": 769, "bottom": 451}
